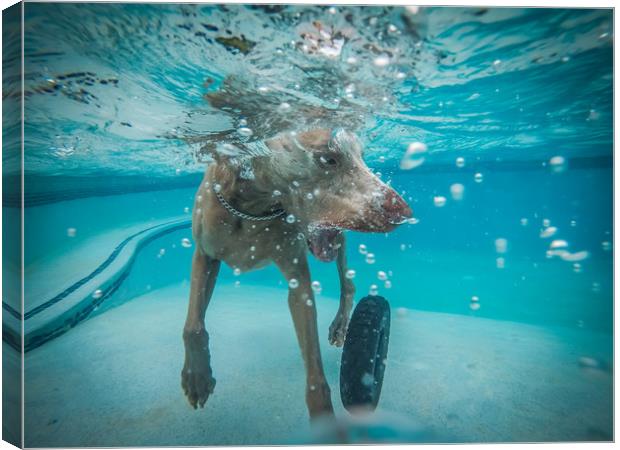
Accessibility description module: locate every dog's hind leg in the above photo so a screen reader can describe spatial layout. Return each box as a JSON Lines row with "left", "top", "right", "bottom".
{"left": 182, "top": 249, "right": 221, "bottom": 409}
{"left": 276, "top": 253, "right": 334, "bottom": 419}
{"left": 329, "top": 233, "right": 355, "bottom": 347}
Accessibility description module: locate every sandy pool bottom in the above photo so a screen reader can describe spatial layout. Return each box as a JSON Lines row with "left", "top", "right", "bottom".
{"left": 24, "top": 283, "right": 612, "bottom": 446}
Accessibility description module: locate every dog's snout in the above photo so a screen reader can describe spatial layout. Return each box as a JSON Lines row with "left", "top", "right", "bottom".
{"left": 382, "top": 188, "right": 412, "bottom": 222}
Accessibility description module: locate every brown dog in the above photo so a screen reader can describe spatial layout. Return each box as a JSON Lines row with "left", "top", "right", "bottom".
{"left": 181, "top": 127, "right": 412, "bottom": 418}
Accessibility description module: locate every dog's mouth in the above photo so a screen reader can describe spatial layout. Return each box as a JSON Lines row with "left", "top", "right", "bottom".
{"left": 307, "top": 225, "right": 342, "bottom": 262}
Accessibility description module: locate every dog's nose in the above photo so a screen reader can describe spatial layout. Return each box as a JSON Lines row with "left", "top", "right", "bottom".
{"left": 382, "top": 188, "right": 412, "bottom": 223}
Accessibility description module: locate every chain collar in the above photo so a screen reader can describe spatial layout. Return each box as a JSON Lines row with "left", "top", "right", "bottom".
{"left": 214, "top": 190, "right": 285, "bottom": 222}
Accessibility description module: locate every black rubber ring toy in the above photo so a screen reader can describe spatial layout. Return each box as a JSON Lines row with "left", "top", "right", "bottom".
{"left": 340, "top": 295, "right": 391, "bottom": 413}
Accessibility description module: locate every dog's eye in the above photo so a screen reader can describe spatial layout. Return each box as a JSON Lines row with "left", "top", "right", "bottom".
{"left": 316, "top": 154, "right": 338, "bottom": 168}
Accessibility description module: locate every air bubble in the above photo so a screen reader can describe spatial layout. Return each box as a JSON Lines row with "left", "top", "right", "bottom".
{"left": 311, "top": 281, "right": 322, "bottom": 293}
{"left": 369, "top": 284, "right": 379, "bottom": 295}
{"left": 359, "top": 244, "right": 368, "bottom": 255}
{"left": 92, "top": 289, "right": 103, "bottom": 299}
{"left": 66, "top": 227, "right": 77, "bottom": 237}
{"left": 184, "top": 207, "right": 190, "bottom": 213}
{"left": 602, "top": 241, "right": 612, "bottom": 251}
{"left": 306, "top": 299, "right": 313, "bottom": 306}
{"left": 286, "top": 214, "right": 296, "bottom": 224}
{"left": 373, "top": 55, "right": 390, "bottom": 67}
{"left": 496, "top": 257, "right": 505, "bottom": 269}
{"left": 494, "top": 238, "right": 508, "bottom": 254}
{"left": 450, "top": 183, "right": 465, "bottom": 201}
{"left": 377, "top": 271, "right": 387, "bottom": 281}
{"left": 361, "top": 373, "right": 375, "bottom": 387}
{"left": 455, "top": 156, "right": 465, "bottom": 168}
{"left": 213, "top": 184, "right": 222, "bottom": 193}
{"left": 474, "top": 173, "right": 484, "bottom": 183}
{"left": 520, "top": 218, "right": 528, "bottom": 226}
{"left": 540, "top": 227, "right": 557, "bottom": 239}
{"left": 433, "top": 196, "right": 447, "bottom": 207}
{"left": 181, "top": 238, "right": 192, "bottom": 248}
{"left": 400, "top": 142, "right": 427, "bottom": 170}
{"left": 345, "top": 269, "right": 356, "bottom": 279}
{"left": 561, "top": 251, "right": 589, "bottom": 262}
{"left": 289, "top": 278, "right": 299, "bottom": 289}
{"left": 550, "top": 240, "right": 568, "bottom": 249}
{"left": 366, "top": 253, "right": 376, "bottom": 264}
{"left": 549, "top": 155, "right": 567, "bottom": 173}
{"left": 238, "top": 127, "right": 253, "bottom": 137}
{"left": 234, "top": 268, "right": 241, "bottom": 276}
{"left": 384, "top": 280, "right": 392, "bottom": 289}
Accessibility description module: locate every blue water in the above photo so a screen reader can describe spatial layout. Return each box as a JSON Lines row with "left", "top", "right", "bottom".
{"left": 3, "top": 4, "right": 613, "bottom": 446}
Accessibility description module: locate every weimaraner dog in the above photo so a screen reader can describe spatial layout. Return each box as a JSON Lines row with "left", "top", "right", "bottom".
{"left": 181, "top": 126, "right": 412, "bottom": 418}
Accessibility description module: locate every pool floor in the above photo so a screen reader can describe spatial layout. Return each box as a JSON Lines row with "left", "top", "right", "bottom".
{"left": 24, "top": 283, "right": 612, "bottom": 446}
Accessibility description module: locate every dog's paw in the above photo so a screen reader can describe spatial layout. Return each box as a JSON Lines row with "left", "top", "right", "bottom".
{"left": 328, "top": 313, "right": 349, "bottom": 347}
{"left": 182, "top": 329, "right": 216, "bottom": 409}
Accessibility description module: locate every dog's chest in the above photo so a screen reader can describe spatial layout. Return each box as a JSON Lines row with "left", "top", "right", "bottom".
{"left": 200, "top": 214, "right": 303, "bottom": 272}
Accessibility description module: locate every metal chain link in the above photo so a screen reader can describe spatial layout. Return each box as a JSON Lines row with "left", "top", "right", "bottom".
{"left": 215, "top": 190, "right": 285, "bottom": 222}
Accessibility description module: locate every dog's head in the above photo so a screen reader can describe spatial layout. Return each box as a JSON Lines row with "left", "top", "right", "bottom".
{"left": 261, "top": 128, "right": 412, "bottom": 262}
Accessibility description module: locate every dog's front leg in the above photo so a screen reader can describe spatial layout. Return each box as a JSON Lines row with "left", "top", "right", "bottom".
{"left": 276, "top": 254, "right": 334, "bottom": 419}
{"left": 182, "top": 249, "right": 220, "bottom": 409}
{"left": 328, "top": 233, "right": 355, "bottom": 347}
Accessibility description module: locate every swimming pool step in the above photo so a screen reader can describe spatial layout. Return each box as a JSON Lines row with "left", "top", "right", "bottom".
{"left": 3, "top": 217, "right": 192, "bottom": 352}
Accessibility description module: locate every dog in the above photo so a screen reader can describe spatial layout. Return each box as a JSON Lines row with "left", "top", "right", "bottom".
{"left": 181, "top": 126, "right": 412, "bottom": 419}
